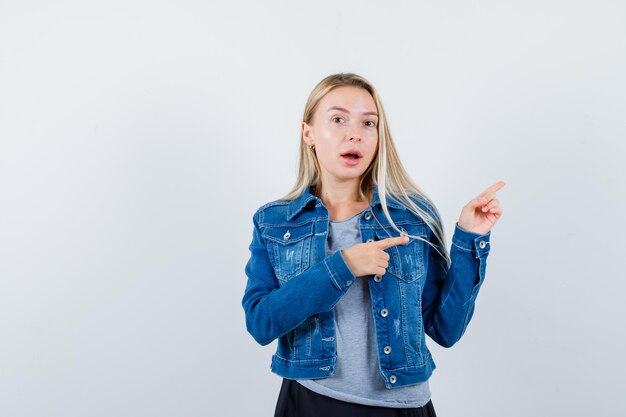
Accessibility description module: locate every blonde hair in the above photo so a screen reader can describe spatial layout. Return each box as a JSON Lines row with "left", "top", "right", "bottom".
{"left": 281, "top": 73, "right": 450, "bottom": 266}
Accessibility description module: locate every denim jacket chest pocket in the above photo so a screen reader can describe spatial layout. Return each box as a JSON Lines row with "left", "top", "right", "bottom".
{"left": 373, "top": 222, "right": 428, "bottom": 283}
{"left": 262, "top": 222, "right": 314, "bottom": 284}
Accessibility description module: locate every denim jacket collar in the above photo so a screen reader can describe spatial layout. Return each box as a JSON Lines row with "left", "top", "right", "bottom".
{"left": 287, "top": 184, "right": 406, "bottom": 220}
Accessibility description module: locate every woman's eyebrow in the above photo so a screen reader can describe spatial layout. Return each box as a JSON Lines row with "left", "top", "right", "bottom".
{"left": 326, "top": 106, "right": 378, "bottom": 117}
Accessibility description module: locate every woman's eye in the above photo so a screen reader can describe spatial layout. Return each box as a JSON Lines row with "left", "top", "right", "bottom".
{"left": 365, "top": 120, "right": 376, "bottom": 127}
{"left": 332, "top": 117, "right": 344, "bottom": 123}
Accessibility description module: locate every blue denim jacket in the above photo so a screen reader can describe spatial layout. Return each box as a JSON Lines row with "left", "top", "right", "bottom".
{"left": 242, "top": 185, "right": 491, "bottom": 388}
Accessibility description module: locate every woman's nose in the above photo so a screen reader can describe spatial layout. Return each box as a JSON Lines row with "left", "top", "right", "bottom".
{"left": 346, "top": 127, "right": 362, "bottom": 142}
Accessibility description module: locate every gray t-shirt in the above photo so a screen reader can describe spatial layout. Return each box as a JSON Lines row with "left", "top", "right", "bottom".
{"left": 296, "top": 209, "right": 431, "bottom": 408}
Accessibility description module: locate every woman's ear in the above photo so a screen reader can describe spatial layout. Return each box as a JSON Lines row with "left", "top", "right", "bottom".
{"left": 302, "top": 121, "right": 314, "bottom": 147}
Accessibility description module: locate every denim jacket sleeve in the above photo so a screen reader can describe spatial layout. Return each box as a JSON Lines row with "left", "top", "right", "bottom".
{"left": 242, "top": 209, "right": 355, "bottom": 346}
{"left": 422, "top": 219, "right": 491, "bottom": 348}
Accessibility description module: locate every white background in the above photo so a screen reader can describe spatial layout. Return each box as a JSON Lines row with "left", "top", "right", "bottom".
{"left": 1, "top": 1, "right": 625, "bottom": 416}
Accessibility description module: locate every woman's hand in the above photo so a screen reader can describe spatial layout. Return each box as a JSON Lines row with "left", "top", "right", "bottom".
{"left": 457, "top": 181, "right": 506, "bottom": 235}
{"left": 341, "top": 236, "right": 409, "bottom": 277}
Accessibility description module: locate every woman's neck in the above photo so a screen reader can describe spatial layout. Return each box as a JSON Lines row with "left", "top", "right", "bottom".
{"left": 314, "top": 181, "right": 372, "bottom": 221}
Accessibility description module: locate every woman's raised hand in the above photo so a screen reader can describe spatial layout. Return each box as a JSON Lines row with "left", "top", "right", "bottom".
{"left": 341, "top": 236, "right": 409, "bottom": 277}
{"left": 457, "top": 181, "right": 505, "bottom": 235}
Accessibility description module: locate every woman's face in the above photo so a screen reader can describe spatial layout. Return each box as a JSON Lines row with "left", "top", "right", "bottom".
{"left": 302, "top": 86, "right": 379, "bottom": 184}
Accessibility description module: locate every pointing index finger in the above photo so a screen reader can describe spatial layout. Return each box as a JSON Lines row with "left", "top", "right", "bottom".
{"left": 372, "top": 236, "right": 409, "bottom": 249}
{"left": 480, "top": 180, "right": 506, "bottom": 197}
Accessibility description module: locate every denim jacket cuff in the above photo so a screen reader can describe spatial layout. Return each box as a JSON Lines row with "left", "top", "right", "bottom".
{"left": 323, "top": 250, "right": 357, "bottom": 292}
{"left": 452, "top": 223, "right": 491, "bottom": 259}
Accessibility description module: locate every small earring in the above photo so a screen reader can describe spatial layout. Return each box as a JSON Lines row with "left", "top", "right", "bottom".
{"left": 309, "top": 144, "right": 315, "bottom": 150}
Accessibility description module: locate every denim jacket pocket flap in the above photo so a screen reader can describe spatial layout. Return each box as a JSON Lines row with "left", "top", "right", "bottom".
{"left": 262, "top": 222, "right": 314, "bottom": 245}
{"left": 262, "top": 222, "right": 314, "bottom": 283}
{"left": 374, "top": 223, "right": 427, "bottom": 283}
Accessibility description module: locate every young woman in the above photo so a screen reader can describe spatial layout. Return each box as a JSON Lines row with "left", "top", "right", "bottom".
{"left": 242, "top": 73, "right": 504, "bottom": 417}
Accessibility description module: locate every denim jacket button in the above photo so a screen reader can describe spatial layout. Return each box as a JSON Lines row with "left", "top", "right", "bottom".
{"left": 380, "top": 308, "right": 388, "bottom": 317}
{"left": 283, "top": 231, "right": 291, "bottom": 240}
{"left": 389, "top": 375, "right": 397, "bottom": 384}
{"left": 479, "top": 240, "right": 487, "bottom": 249}
{"left": 373, "top": 274, "right": 382, "bottom": 283}
{"left": 364, "top": 212, "right": 372, "bottom": 220}
{"left": 383, "top": 345, "right": 392, "bottom": 354}
{"left": 346, "top": 280, "right": 353, "bottom": 286}
{"left": 366, "top": 238, "right": 374, "bottom": 243}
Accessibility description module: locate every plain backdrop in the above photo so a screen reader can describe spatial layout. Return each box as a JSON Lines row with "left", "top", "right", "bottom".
{"left": 1, "top": 1, "right": 625, "bottom": 416}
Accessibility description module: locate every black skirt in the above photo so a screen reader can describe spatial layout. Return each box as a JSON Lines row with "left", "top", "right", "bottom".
{"left": 274, "top": 378, "right": 437, "bottom": 417}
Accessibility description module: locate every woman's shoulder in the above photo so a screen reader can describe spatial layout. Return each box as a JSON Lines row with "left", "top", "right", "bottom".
{"left": 256, "top": 198, "right": 291, "bottom": 212}
{"left": 404, "top": 193, "right": 441, "bottom": 224}
{"left": 251, "top": 198, "right": 295, "bottom": 225}
{"left": 404, "top": 193, "right": 435, "bottom": 212}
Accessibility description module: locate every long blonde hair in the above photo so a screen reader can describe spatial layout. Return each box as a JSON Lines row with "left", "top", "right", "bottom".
{"left": 281, "top": 73, "right": 450, "bottom": 266}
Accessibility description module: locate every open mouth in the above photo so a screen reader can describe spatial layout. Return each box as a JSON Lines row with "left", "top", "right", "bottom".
{"left": 340, "top": 149, "right": 363, "bottom": 165}
{"left": 340, "top": 149, "right": 363, "bottom": 160}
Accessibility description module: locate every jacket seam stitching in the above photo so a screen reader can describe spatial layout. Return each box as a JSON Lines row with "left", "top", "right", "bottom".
{"left": 323, "top": 258, "right": 342, "bottom": 291}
